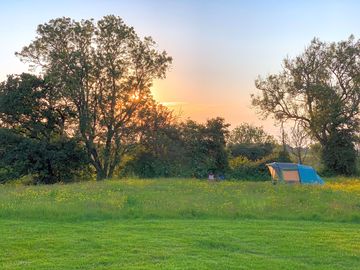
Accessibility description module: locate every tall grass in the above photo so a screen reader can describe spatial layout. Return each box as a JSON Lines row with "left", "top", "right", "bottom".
{"left": 1, "top": 178, "right": 359, "bottom": 222}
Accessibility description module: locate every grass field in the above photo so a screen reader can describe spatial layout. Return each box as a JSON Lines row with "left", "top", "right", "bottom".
{"left": 1, "top": 178, "right": 360, "bottom": 269}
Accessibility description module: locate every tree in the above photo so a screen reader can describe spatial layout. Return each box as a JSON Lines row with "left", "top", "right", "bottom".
{"left": 0, "top": 73, "right": 73, "bottom": 140}
{"left": 203, "top": 117, "right": 230, "bottom": 174}
{"left": 0, "top": 74, "right": 87, "bottom": 183}
{"left": 228, "top": 123, "right": 275, "bottom": 145}
{"left": 121, "top": 117, "right": 230, "bottom": 178}
{"left": 286, "top": 121, "right": 311, "bottom": 164}
{"left": 180, "top": 117, "right": 230, "bottom": 177}
{"left": 322, "top": 129, "right": 357, "bottom": 175}
{"left": 17, "top": 16, "right": 172, "bottom": 179}
{"left": 0, "top": 129, "right": 88, "bottom": 184}
{"left": 252, "top": 36, "right": 360, "bottom": 175}
{"left": 123, "top": 103, "right": 184, "bottom": 178}
{"left": 228, "top": 123, "right": 276, "bottom": 160}
{"left": 137, "top": 103, "right": 178, "bottom": 160}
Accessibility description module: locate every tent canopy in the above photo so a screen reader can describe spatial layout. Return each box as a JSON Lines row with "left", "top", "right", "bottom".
{"left": 266, "top": 162, "right": 324, "bottom": 184}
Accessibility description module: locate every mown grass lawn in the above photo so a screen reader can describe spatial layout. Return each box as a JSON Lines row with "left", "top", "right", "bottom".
{"left": 1, "top": 179, "right": 360, "bottom": 269}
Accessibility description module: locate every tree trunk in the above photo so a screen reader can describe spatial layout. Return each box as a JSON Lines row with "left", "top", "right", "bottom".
{"left": 96, "top": 169, "right": 106, "bottom": 180}
{"left": 102, "top": 128, "right": 114, "bottom": 177}
{"left": 298, "top": 149, "right": 302, "bottom": 164}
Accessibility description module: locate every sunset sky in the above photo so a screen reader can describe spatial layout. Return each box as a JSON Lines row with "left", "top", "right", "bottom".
{"left": 1, "top": 0, "right": 359, "bottom": 135}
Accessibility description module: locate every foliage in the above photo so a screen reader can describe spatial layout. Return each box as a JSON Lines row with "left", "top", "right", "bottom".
{"left": 228, "top": 123, "right": 275, "bottom": 145}
{"left": 126, "top": 104, "right": 186, "bottom": 178}
{"left": 122, "top": 149, "right": 179, "bottom": 178}
{"left": 304, "top": 143, "right": 323, "bottom": 170}
{"left": 201, "top": 117, "right": 230, "bottom": 174}
{"left": 178, "top": 117, "right": 230, "bottom": 178}
{"left": 16, "top": 15, "right": 172, "bottom": 180}
{"left": 0, "top": 129, "right": 88, "bottom": 184}
{"left": 122, "top": 117, "right": 230, "bottom": 178}
{"left": 228, "top": 149, "right": 291, "bottom": 181}
{"left": 252, "top": 36, "right": 360, "bottom": 174}
{"left": 321, "top": 130, "right": 357, "bottom": 175}
{"left": 0, "top": 73, "right": 73, "bottom": 139}
{"left": 0, "top": 74, "right": 88, "bottom": 183}
{"left": 285, "top": 122, "right": 311, "bottom": 164}
{"left": 3, "top": 20, "right": 359, "bottom": 183}
{"left": 229, "top": 143, "right": 274, "bottom": 160}
{"left": 228, "top": 156, "right": 265, "bottom": 180}
{"left": 228, "top": 123, "right": 276, "bottom": 161}
{"left": 276, "top": 147, "right": 292, "bottom": 163}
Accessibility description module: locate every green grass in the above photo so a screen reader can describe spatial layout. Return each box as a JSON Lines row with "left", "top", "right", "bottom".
{"left": 1, "top": 179, "right": 360, "bottom": 269}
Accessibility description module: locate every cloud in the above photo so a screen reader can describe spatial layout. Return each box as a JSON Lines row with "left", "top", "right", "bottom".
{"left": 160, "top": 101, "right": 188, "bottom": 107}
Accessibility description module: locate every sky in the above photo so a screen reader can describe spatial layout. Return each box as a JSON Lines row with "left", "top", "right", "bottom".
{"left": 1, "top": 0, "right": 359, "bottom": 135}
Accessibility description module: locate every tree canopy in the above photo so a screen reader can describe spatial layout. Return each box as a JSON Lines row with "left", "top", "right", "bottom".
{"left": 0, "top": 74, "right": 87, "bottom": 183}
{"left": 228, "top": 123, "right": 275, "bottom": 145}
{"left": 227, "top": 123, "right": 275, "bottom": 161}
{"left": 252, "top": 36, "right": 360, "bottom": 174}
{"left": 16, "top": 15, "right": 172, "bottom": 179}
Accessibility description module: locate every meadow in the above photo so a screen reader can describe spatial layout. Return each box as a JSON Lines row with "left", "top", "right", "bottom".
{"left": 1, "top": 178, "right": 360, "bottom": 269}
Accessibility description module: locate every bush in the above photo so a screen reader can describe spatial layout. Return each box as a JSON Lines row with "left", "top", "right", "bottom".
{"left": 0, "top": 129, "right": 89, "bottom": 184}
{"left": 228, "top": 156, "right": 264, "bottom": 180}
{"left": 228, "top": 149, "right": 291, "bottom": 181}
{"left": 229, "top": 143, "right": 274, "bottom": 160}
{"left": 321, "top": 131, "right": 357, "bottom": 176}
{"left": 120, "top": 150, "right": 187, "bottom": 178}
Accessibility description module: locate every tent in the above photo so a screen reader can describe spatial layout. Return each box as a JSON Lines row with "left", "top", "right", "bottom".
{"left": 266, "top": 162, "right": 324, "bottom": 184}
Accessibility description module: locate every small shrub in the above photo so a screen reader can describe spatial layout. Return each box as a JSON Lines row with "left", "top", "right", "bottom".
{"left": 228, "top": 150, "right": 291, "bottom": 181}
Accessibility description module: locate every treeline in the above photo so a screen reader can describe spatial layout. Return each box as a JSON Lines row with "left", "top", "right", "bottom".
{"left": 0, "top": 79, "right": 289, "bottom": 183}
{"left": 0, "top": 15, "right": 359, "bottom": 184}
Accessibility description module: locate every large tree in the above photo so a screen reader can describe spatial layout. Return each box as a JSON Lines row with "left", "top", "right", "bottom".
{"left": 0, "top": 74, "right": 87, "bottom": 183}
{"left": 228, "top": 123, "right": 276, "bottom": 161}
{"left": 17, "top": 15, "right": 172, "bottom": 179}
{"left": 252, "top": 36, "right": 360, "bottom": 174}
{"left": 0, "top": 73, "right": 71, "bottom": 140}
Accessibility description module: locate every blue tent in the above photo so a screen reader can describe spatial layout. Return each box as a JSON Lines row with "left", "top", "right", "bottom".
{"left": 266, "top": 162, "right": 324, "bottom": 184}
